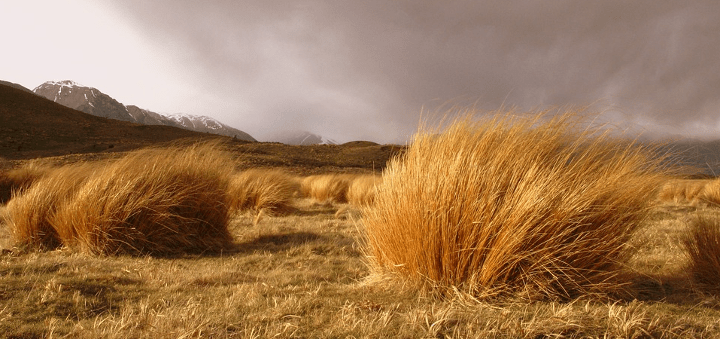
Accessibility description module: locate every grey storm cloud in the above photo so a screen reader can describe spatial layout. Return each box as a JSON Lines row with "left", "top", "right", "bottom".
{"left": 107, "top": 0, "right": 720, "bottom": 143}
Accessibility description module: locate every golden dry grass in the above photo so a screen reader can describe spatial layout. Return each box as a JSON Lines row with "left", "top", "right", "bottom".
{"left": 3, "top": 163, "right": 93, "bottom": 251}
{"left": 363, "top": 108, "right": 669, "bottom": 299}
{"left": 228, "top": 168, "right": 300, "bottom": 214}
{"left": 657, "top": 179, "right": 708, "bottom": 204}
{"left": 698, "top": 178, "right": 720, "bottom": 207}
{"left": 347, "top": 174, "right": 383, "bottom": 207}
{"left": 3, "top": 142, "right": 236, "bottom": 256}
{"left": 300, "top": 174, "right": 356, "bottom": 203}
{"left": 0, "top": 160, "right": 54, "bottom": 204}
{"left": 684, "top": 212, "right": 720, "bottom": 291}
{"left": 2, "top": 197, "right": 720, "bottom": 338}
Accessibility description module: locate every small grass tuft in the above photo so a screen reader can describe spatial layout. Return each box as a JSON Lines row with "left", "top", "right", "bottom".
{"left": 300, "top": 174, "right": 355, "bottom": 203}
{"left": 228, "top": 168, "right": 300, "bottom": 214}
{"left": 347, "top": 174, "right": 383, "bottom": 207}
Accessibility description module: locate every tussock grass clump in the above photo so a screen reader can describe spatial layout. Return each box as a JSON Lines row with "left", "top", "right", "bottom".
{"left": 300, "top": 174, "right": 355, "bottom": 203}
{"left": 684, "top": 214, "right": 720, "bottom": 291}
{"left": 698, "top": 179, "right": 720, "bottom": 207}
{"left": 657, "top": 179, "right": 707, "bottom": 204}
{"left": 363, "top": 109, "right": 668, "bottom": 299}
{"left": 4, "top": 142, "right": 237, "bottom": 256}
{"left": 0, "top": 160, "right": 54, "bottom": 204}
{"left": 51, "top": 142, "right": 236, "bottom": 255}
{"left": 3, "top": 164, "right": 93, "bottom": 251}
{"left": 347, "top": 174, "right": 383, "bottom": 206}
{"left": 228, "top": 168, "right": 300, "bottom": 214}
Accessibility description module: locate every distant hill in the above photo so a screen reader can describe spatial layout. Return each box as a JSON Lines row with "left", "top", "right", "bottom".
{"left": 32, "top": 80, "right": 255, "bottom": 141}
{"left": 0, "top": 83, "right": 232, "bottom": 160}
{"left": 0, "top": 80, "right": 33, "bottom": 94}
{"left": 265, "top": 130, "right": 337, "bottom": 145}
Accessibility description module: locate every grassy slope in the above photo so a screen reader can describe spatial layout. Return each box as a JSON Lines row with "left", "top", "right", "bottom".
{"left": 0, "top": 83, "right": 218, "bottom": 160}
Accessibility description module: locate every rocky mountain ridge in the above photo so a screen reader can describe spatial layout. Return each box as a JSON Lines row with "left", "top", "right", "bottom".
{"left": 32, "top": 80, "right": 255, "bottom": 141}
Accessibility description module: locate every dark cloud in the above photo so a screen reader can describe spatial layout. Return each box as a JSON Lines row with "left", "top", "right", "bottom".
{"left": 107, "top": 0, "right": 720, "bottom": 142}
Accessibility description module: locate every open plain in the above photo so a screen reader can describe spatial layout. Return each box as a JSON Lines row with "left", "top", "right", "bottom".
{"left": 0, "top": 138, "right": 719, "bottom": 338}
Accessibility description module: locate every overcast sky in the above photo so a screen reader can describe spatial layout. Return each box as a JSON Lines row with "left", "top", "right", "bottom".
{"left": 2, "top": 0, "right": 720, "bottom": 143}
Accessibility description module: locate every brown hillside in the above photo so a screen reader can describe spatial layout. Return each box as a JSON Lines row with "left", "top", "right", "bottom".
{"left": 0, "top": 83, "right": 218, "bottom": 160}
{"left": 0, "top": 83, "right": 404, "bottom": 174}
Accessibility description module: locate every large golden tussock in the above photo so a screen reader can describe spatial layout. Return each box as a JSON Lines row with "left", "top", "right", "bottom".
{"left": 362, "top": 109, "right": 668, "bottom": 299}
{"left": 4, "top": 142, "right": 236, "bottom": 255}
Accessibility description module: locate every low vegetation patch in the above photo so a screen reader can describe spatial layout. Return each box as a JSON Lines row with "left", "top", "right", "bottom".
{"left": 363, "top": 108, "right": 669, "bottom": 299}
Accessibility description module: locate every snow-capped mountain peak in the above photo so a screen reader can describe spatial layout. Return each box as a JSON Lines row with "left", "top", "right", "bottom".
{"left": 162, "top": 113, "right": 254, "bottom": 140}
{"left": 32, "top": 80, "right": 256, "bottom": 141}
{"left": 45, "top": 80, "right": 86, "bottom": 88}
{"left": 33, "top": 80, "right": 133, "bottom": 122}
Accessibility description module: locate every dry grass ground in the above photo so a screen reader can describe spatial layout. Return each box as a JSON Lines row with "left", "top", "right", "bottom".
{"left": 2, "top": 196, "right": 720, "bottom": 338}
{"left": 2, "top": 123, "right": 720, "bottom": 337}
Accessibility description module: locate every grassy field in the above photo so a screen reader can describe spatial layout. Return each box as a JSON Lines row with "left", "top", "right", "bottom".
{"left": 2, "top": 195, "right": 720, "bottom": 338}
{"left": 2, "top": 110, "right": 720, "bottom": 338}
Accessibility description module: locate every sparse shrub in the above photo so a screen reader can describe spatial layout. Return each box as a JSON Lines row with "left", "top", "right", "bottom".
{"left": 347, "top": 174, "right": 382, "bottom": 206}
{"left": 4, "top": 142, "right": 237, "bottom": 256}
{"left": 229, "top": 168, "right": 300, "bottom": 213}
{"left": 362, "top": 109, "right": 668, "bottom": 299}
{"left": 0, "top": 160, "right": 54, "bottom": 204}
{"left": 300, "top": 174, "right": 355, "bottom": 203}
{"left": 684, "top": 213, "right": 720, "bottom": 292}
{"left": 3, "top": 163, "right": 92, "bottom": 251}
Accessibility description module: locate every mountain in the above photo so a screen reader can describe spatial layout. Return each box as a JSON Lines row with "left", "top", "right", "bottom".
{"left": 32, "top": 80, "right": 255, "bottom": 141}
{"left": 266, "top": 130, "right": 338, "bottom": 145}
{"left": 34, "top": 80, "right": 135, "bottom": 122}
{"left": 125, "top": 105, "right": 179, "bottom": 126}
{"left": 164, "top": 113, "right": 255, "bottom": 141}
{"left": 0, "top": 82, "right": 222, "bottom": 159}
